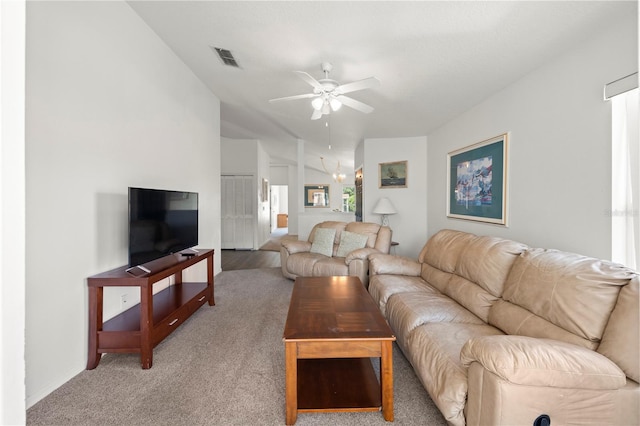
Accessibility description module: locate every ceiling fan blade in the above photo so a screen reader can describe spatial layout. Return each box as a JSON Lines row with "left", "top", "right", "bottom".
{"left": 334, "top": 77, "right": 380, "bottom": 95}
{"left": 311, "top": 109, "right": 323, "bottom": 120}
{"left": 336, "top": 95, "right": 374, "bottom": 114}
{"left": 269, "top": 93, "right": 316, "bottom": 103}
{"left": 295, "top": 71, "right": 324, "bottom": 91}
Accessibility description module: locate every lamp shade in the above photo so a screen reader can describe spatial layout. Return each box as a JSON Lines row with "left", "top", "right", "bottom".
{"left": 372, "top": 197, "right": 397, "bottom": 215}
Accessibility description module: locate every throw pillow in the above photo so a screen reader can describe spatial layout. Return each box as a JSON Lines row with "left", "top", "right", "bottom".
{"left": 336, "top": 231, "right": 369, "bottom": 257}
{"left": 310, "top": 228, "right": 336, "bottom": 257}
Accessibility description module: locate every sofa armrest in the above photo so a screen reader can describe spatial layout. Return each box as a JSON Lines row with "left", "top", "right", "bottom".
{"left": 345, "top": 247, "right": 379, "bottom": 265}
{"left": 368, "top": 253, "right": 422, "bottom": 276}
{"left": 460, "top": 335, "right": 626, "bottom": 390}
{"left": 281, "top": 240, "right": 312, "bottom": 255}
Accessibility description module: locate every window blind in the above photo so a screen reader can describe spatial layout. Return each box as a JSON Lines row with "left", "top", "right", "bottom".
{"left": 604, "top": 72, "right": 638, "bottom": 100}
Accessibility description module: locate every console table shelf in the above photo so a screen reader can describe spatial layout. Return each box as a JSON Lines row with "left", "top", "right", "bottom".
{"left": 87, "top": 249, "right": 214, "bottom": 369}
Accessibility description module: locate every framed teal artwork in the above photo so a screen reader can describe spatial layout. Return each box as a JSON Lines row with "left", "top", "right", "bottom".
{"left": 447, "top": 133, "right": 509, "bottom": 225}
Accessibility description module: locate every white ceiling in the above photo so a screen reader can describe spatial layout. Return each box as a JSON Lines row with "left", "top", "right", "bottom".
{"left": 128, "top": 1, "right": 634, "bottom": 173}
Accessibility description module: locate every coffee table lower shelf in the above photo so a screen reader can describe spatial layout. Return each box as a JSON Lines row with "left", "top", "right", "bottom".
{"left": 297, "top": 358, "right": 381, "bottom": 412}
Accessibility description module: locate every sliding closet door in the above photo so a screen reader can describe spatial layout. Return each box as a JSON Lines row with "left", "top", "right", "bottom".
{"left": 221, "top": 175, "right": 254, "bottom": 249}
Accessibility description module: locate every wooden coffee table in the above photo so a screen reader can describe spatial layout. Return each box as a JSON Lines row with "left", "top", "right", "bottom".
{"left": 283, "top": 276, "right": 396, "bottom": 425}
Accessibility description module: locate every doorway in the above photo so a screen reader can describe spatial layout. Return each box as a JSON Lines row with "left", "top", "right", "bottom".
{"left": 270, "top": 185, "right": 288, "bottom": 232}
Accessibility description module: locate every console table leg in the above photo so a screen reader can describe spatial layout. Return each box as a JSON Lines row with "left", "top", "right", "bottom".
{"left": 285, "top": 341, "right": 298, "bottom": 425}
{"left": 87, "top": 286, "right": 102, "bottom": 370}
{"left": 207, "top": 255, "right": 215, "bottom": 306}
{"left": 381, "top": 340, "right": 394, "bottom": 421}
{"left": 140, "top": 285, "right": 153, "bottom": 369}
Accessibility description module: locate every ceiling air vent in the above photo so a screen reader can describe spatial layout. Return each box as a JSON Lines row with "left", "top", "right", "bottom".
{"left": 212, "top": 47, "right": 240, "bottom": 68}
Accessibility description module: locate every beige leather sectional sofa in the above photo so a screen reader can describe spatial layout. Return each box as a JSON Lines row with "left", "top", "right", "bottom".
{"left": 280, "top": 221, "right": 392, "bottom": 286}
{"left": 368, "top": 229, "right": 639, "bottom": 426}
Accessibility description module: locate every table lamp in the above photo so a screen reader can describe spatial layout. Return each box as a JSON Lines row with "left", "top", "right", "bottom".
{"left": 372, "top": 197, "right": 397, "bottom": 226}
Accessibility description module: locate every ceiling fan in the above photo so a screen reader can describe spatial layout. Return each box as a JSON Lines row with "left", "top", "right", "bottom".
{"left": 269, "top": 62, "right": 380, "bottom": 120}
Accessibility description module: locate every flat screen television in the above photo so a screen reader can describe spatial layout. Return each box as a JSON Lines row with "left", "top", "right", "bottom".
{"left": 128, "top": 187, "right": 198, "bottom": 266}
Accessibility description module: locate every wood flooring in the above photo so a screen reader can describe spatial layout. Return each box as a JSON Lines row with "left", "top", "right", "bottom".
{"left": 221, "top": 249, "right": 281, "bottom": 271}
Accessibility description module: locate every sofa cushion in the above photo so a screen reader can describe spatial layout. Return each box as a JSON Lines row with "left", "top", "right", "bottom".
{"left": 442, "top": 275, "right": 498, "bottom": 323}
{"left": 419, "top": 229, "right": 476, "bottom": 273}
{"left": 405, "top": 322, "right": 504, "bottom": 426}
{"left": 421, "top": 263, "right": 453, "bottom": 293}
{"left": 456, "top": 235, "right": 527, "bottom": 297}
{"left": 309, "top": 228, "right": 336, "bottom": 257}
{"left": 336, "top": 230, "right": 368, "bottom": 257}
{"left": 501, "top": 248, "right": 633, "bottom": 343}
{"left": 489, "top": 299, "right": 598, "bottom": 350}
{"left": 368, "top": 275, "right": 438, "bottom": 316}
{"left": 597, "top": 276, "right": 640, "bottom": 383}
{"left": 386, "top": 291, "right": 484, "bottom": 353}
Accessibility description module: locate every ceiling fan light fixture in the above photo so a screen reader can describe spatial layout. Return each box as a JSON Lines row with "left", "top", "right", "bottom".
{"left": 270, "top": 63, "right": 378, "bottom": 120}
{"left": 311, "top": 97, "right": 324, "bottom": 110}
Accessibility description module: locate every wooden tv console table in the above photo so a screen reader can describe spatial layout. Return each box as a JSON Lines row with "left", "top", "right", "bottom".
{"left": 86, "top": 249, "right": 214, "bottom": 370}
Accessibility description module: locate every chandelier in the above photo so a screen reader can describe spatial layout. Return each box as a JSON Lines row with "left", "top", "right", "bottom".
{"left": 321, "top": 157, "right": 346, "bottom": 183}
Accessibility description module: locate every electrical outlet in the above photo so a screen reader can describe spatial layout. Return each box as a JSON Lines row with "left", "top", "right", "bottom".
{"left": 121, "top": 294, "right": 128, "bottom": 310}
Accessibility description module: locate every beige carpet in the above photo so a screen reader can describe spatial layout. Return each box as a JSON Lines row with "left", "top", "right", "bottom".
{"left": 260, "top": 228, "right": 298, "bottom": 252}
{"left": 26, "top": 267, "right": 447, "bottom": 425}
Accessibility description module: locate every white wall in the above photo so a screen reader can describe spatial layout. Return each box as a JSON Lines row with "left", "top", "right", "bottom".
{"left": 220, "top": 137, "right": 258, "bottom": 174}
{"left": 269, "top": 165, "right": 289, "bottom": 185}
{"left": 362, "top": 137, "right": 428, "bottom": 257}
{"left": 427, "top": 13, "right": 638, "bottom": 260}
{"left": 1, "top": 1, "right": 26, "bottom": 423}
{"left": 25, "top": 1, "right": 221, "bottom": 407}
{"left": 288, "top": 163, "right": 299, "bottom": 234}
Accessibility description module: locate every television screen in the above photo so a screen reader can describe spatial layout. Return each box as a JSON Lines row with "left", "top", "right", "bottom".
{"left": 128, "top": 187, "right": 198, "bottom": 266}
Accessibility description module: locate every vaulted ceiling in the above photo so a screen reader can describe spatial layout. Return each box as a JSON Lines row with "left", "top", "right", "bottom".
{"left": 128, "top": 1, "right": 634, "bottom": 173}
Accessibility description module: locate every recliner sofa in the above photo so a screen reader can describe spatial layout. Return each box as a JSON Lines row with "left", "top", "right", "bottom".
{"left": 368, "top": 229, "right": 639, "bottom": 426}
{"left": 280, "top": 221, "right": 392, "bottom": 286}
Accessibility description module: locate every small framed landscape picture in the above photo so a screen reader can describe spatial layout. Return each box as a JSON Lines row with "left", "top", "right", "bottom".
{"left": 447, "top": 133, "right": 509, "bottom": 225}
{"left": 379, "top": 160, "right": 407, "bottom": 188}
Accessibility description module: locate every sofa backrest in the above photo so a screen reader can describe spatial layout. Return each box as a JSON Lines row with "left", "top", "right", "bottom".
{"left": 489, "top": 248, "right": 637, "bottom": 352}
{"left": 309, "top": 221, "right": 346, "bottom": 246}
{"left": 308, "top": 221, "right": 392, "bottom": 256}
{"left": 421, "top": 229, "right": 639, "bottom": 382}
{"left": 346, "top": 222, "right": 392, "bottom": 253}
{"left": 419, "top": 229, "right": 527, "bottom": 322}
